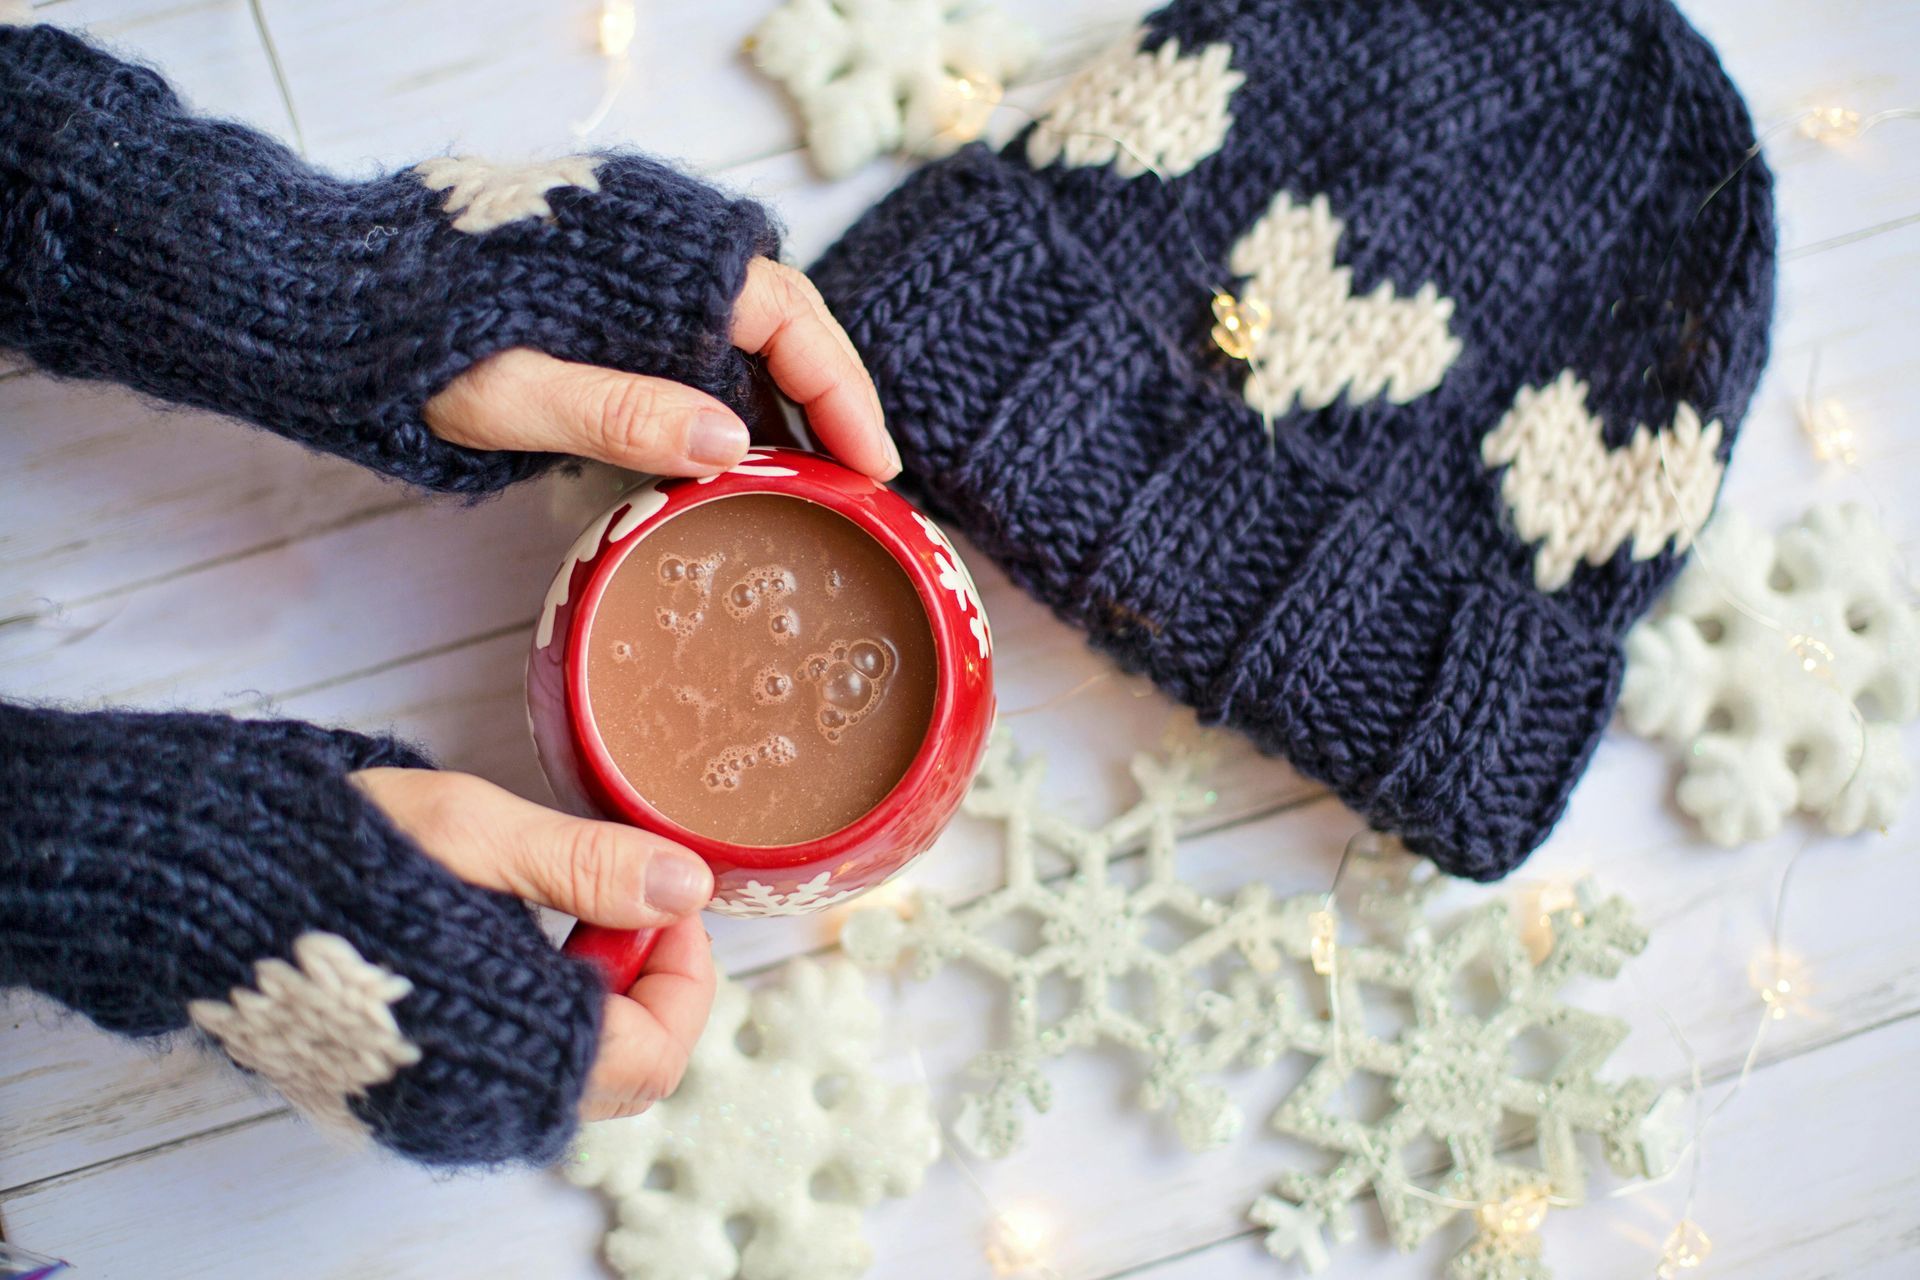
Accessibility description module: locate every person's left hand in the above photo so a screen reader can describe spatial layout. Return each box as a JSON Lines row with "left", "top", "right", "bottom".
{"left": 424, "top": 258, "right": 898, "bottom": 481}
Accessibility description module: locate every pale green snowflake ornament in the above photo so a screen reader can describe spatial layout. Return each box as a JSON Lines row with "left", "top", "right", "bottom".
{"left": 844, "top": 733, "right": 1685, "bottom": 1280}
{"left": 1247, "top": 878, "right": 1684, "bottom": 1279}
{"left": 843, "top": 732, "right": 1302, "bottom": 1156}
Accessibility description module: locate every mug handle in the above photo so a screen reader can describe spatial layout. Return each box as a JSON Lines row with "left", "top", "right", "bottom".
{"left": 563, "top": 922, "right": 662, "bottom": 993}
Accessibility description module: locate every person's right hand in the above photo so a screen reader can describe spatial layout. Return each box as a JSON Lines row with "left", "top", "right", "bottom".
{"left": 423, "top": 258, "right": 900, "bottom": 482}
{"left": 351, "top": 767, "right": 716, "bottom": 1120}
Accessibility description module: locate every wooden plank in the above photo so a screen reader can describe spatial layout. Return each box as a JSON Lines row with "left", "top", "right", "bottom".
{"left": 259, "top": 0, "right": 1138, "bottom": 177}
{"left": 52, "top": 0, "right": 291, "bottom": 133}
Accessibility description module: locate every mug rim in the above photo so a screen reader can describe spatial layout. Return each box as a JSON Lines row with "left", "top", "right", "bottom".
{"left": 561, "top": 452, "right": 963, "bottom": 870}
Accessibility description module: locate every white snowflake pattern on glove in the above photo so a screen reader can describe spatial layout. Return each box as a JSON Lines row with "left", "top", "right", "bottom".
{"left": 750, "top": 0, "right": 1036, "bottom": 178}
{"left": 414, "top": 155, "right": 602, "bottom": 234}
{"left": 188, "top": 932, "right": 422, "bottom": 1139}
{"left": 566, "top": 958, "right": 939, "bottom": 1280}
{"left": 1620, "top": 502, "right": 1919, "bottom": 845}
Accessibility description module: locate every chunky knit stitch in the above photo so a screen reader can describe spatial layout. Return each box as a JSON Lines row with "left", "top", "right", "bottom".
{"left": 0, "top": 23, "right": 777, "bottom": 493}
{"left": 812, "top": 0, "right": 1776, "bottom": 880}
{"left": 0, "top": 25, "right": 789, "bottom": 1164}
{"left": 0, "top": 701, "right": 604, "bottom": 1166}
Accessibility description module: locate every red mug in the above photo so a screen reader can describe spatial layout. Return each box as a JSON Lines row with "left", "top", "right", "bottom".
{"left": 526, "top": 448, "right": 996, "bottom": 991}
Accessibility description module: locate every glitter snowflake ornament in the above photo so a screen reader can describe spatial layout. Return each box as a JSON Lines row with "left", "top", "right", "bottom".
{"left": 750, "top": 0, "right": 1036, "bottom": 177}
{"left": 1621, "top": 502, "right": 1919, "bottom": 845}
{"left": 843, "top": 732, "right": 1309, "bottom": 1157}
{"left": 566, "top": 958, "right": 939, "bottom": 1280}
{"left": 1246, "top": 880, "right": 1684, "bottom": 1279}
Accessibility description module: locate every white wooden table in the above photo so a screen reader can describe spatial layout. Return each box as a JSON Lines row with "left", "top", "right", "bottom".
{"left": 3, "top": 2, "right": 1917, "bottom": 1276}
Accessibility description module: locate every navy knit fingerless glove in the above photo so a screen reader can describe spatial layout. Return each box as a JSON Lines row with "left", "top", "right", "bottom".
{"left": 0, "top": 701, "right": 603, "bottom": 1167}
{"left": 0, "top": 23, "right": 778, "bottom": 493}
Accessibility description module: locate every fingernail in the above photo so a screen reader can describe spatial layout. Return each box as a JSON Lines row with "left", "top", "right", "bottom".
{"left": 645, "top": 851, "right": 712, "bottom": 916}
{"left": 689, "top": 413, "right": 749, "bottom": 467}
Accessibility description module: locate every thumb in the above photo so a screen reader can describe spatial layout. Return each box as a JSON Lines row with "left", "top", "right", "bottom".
{"left": 425, "top": 348, "right": 752, "bottom": 475}
{"left": 352, "top": 768, "right": 713, "bottom": 930}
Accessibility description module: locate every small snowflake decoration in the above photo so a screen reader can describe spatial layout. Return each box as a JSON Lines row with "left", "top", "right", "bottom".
{"left": 1621, "top": 502, "right": 1919, "bottom": 845}
{"left": 913, "top": 511, "right": 991, "bottom": 658}
{"left": 750, "top": 0, "right": 1037, "bottom": 178}
{"left": 188, "top": 932, "right": 421, "bottom": 1138}
{"left": 567, "top": 958, "right": 939, "bottom": 1280}
{"left": 713, "top": 870, "right": 864, "bottom": 918}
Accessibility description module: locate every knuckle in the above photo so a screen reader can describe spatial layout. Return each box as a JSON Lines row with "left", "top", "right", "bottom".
{"left": 589, "top": 375, "right": 669, "bottom": 460}
{"left": 762, "top": 259, "right": 819, "bottom": 318}
{"left": 563, "top": 822, "right": 640, "bottom": 919}
{"left": 631, "top": 1041, "right": 689, "bottom": 1105}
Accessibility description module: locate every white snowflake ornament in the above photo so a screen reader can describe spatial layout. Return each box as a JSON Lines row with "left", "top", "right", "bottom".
{"left": 750, "top": 0, "right": 1037, "bottom": 178}
{"left": 566, "top": 958, "right": 939, "bottom": 1280}
{"left": 188, "top": 932, "right": 421, "bottom": 1139}
{"left": 1621, "top": 502, "right": 1919, "bottom": 845}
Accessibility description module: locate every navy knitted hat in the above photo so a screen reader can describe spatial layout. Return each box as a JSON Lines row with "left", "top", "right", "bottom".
{"left": 811, "top": 0, "right": 1775, "bottom": 880}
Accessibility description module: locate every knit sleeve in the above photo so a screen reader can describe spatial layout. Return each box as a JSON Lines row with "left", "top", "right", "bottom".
{"left": 0, "top": 699, "right": 605, "bottom": 1167}
{"left": 0, "top": 23, "right": 780, "bottom": 494}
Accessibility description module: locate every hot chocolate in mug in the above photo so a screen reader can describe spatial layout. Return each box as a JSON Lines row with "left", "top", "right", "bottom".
{"left": 526, "top": 448, "right": 995, "bottom": 990}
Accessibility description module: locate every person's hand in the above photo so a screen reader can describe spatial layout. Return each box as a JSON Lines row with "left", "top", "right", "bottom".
{"left": 351, "top": 767, "right": 716, "bottom": 1121}
{"left": 424, "top": 257, "right": 899, "bottom": 481}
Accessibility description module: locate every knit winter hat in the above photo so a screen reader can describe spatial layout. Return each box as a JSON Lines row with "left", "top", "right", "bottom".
{"left": 811, "top": 0, "right": 1775, "bottom": 880}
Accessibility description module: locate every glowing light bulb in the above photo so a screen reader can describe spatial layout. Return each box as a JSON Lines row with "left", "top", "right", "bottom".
{"left": 1475, "top": 1186, "right": 1551, "bottom": 1238}
{"left": 1799, "top": 104, "right": 1863, "bottom": 143}
{"left": 598, "top": 0, "right": 637, "bottom": 57}
{"left": 1749, "top": 949, "right": 1809, "bottom": 1021}
{"left": 934, "top": 73, "right": 1003, "bottom": 145}
{"left": 1210, "top": 291, "right": 1271, "bottom": 361}
{"left": 985, "top": 1204, "right": 1054, "bottom": 1276}
{"left": 1514, "top": 882, "right": 1587, "bottom": 964}
{"left": 1801, "top": 397, "right": 1859, "bottom": 466}
{"left": 1785, "top": 633, "right": 1835, "bottom": 681}
{"left": 1308, "top": 908, "right": 1337, "bottom": 976}
{"left": 1657, "top": 1220, "right": 1712, "bottom": 1278}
